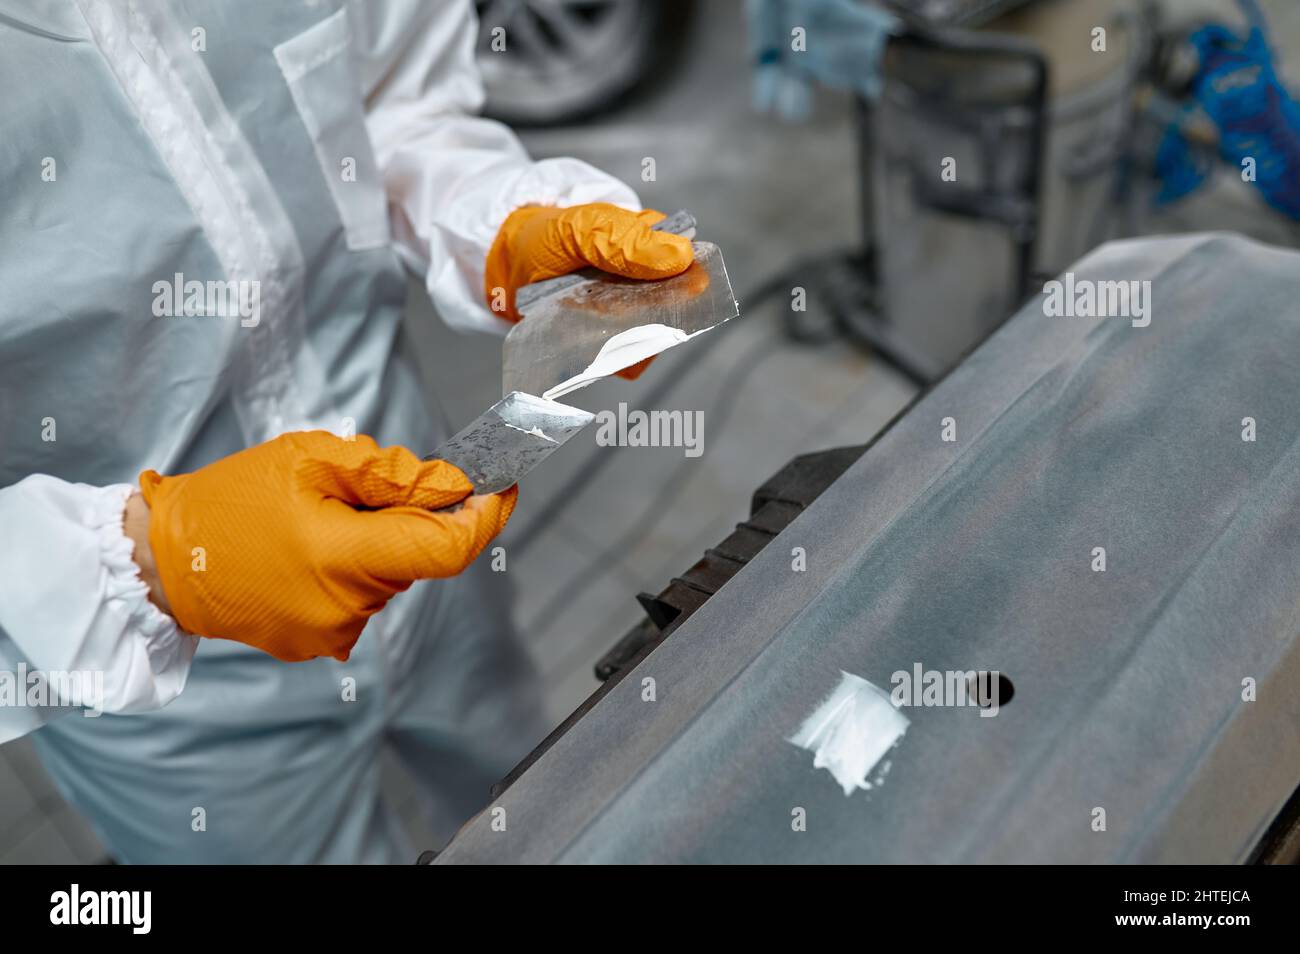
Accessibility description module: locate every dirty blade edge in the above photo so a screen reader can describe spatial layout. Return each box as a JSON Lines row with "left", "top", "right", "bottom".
{"left": 426, "top": 391, "right": 595, "bottom": 495}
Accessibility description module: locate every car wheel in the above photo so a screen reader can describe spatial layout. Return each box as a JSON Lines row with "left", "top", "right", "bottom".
{"left": 474, "top": 0, "right": 680, "bottom": 126}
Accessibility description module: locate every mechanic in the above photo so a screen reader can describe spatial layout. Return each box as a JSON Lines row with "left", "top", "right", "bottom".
{"left": 0, "top": 0, "right": 691, "bottom": 862}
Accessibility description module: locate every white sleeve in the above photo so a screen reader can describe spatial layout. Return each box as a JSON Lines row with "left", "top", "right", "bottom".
{"left": 0, "top": 477, "right": 198, "bottom": 744}
{"left": 349, "top": 0, "right": 642, "bottom": 335}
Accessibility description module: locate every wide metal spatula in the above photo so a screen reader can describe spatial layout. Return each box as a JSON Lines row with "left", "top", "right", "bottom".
{"left": 502, "top": 210, "right": 739, "bottom": 400}
{"left": 426, "top": 210, "right": 738, "bottom": 496}
{"left": 425, "top": 391, "right": 593, "bottom": 495}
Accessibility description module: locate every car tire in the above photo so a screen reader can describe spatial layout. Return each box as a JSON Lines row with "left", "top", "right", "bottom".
{"left": 474, "top": 0, "right": 690, "bottom": 126}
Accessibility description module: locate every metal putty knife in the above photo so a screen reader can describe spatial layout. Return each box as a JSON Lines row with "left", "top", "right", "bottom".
{"left": 425, "top": 391, "right": 593, "bottom": 495}
{"left": 502, "top": 210, "right": 739, "bottom": 400}
{"left": 427, "top": 211, "right": 737, "bottom": 495}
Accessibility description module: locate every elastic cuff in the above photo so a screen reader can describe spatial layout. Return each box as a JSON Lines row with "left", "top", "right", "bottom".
{"left": 92, "top": 484, "right": 196, "bottom": 710}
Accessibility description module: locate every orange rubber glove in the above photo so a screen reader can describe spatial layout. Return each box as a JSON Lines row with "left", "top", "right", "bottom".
{"left": 484, "top": 202, "right": 695, "bottom": 379}
{"left": 139, "top": 431, "right": 515, "bottom": 663}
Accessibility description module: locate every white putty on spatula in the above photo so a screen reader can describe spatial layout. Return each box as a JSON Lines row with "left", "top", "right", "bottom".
{"left": 500, "top": 422, "right": 557, "bottom": 443}
{"left": 542, "top": 323, "right": 709, "bottom": 401}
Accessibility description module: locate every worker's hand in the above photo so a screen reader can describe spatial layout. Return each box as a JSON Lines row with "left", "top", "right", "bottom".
{"left": 136, "top": 431, "right": 515, "bottom": 662}
{"left": 484, "top": 205, "right": 696, "bottom": 379}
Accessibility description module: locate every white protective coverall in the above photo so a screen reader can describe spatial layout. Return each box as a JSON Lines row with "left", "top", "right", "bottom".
{"left": 0, "top": 0, "right": 640, "bottom": 862}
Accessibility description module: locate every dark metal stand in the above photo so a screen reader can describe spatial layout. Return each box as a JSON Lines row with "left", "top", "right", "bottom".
{"left": 792, "top": 23, "right": 1049, "bottom": 386}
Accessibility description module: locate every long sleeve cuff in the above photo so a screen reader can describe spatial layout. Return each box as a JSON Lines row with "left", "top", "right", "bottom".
{"left": 382, "top": 120, "right": 641, "bottom": 335}
{"left": 0, "top": 477, "right": 198, "bottom": 742}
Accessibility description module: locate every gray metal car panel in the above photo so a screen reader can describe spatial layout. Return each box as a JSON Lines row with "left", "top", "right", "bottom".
{"left": 438, "top": 233, "right": 1300, "bottom": 864}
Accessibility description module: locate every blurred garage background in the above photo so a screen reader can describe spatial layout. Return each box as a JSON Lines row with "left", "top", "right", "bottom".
{"left": 4, "top": 0, "right": 1299, "bottom": 861}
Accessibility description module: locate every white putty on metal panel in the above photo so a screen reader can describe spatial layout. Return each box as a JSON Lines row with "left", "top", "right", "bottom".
{"left": 789, "top": 670, "right": 909, "bottom": 796}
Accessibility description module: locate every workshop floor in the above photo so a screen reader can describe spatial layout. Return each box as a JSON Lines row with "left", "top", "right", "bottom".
{"left": 4, "top": 0, "right": 1298, "bottom": 863}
